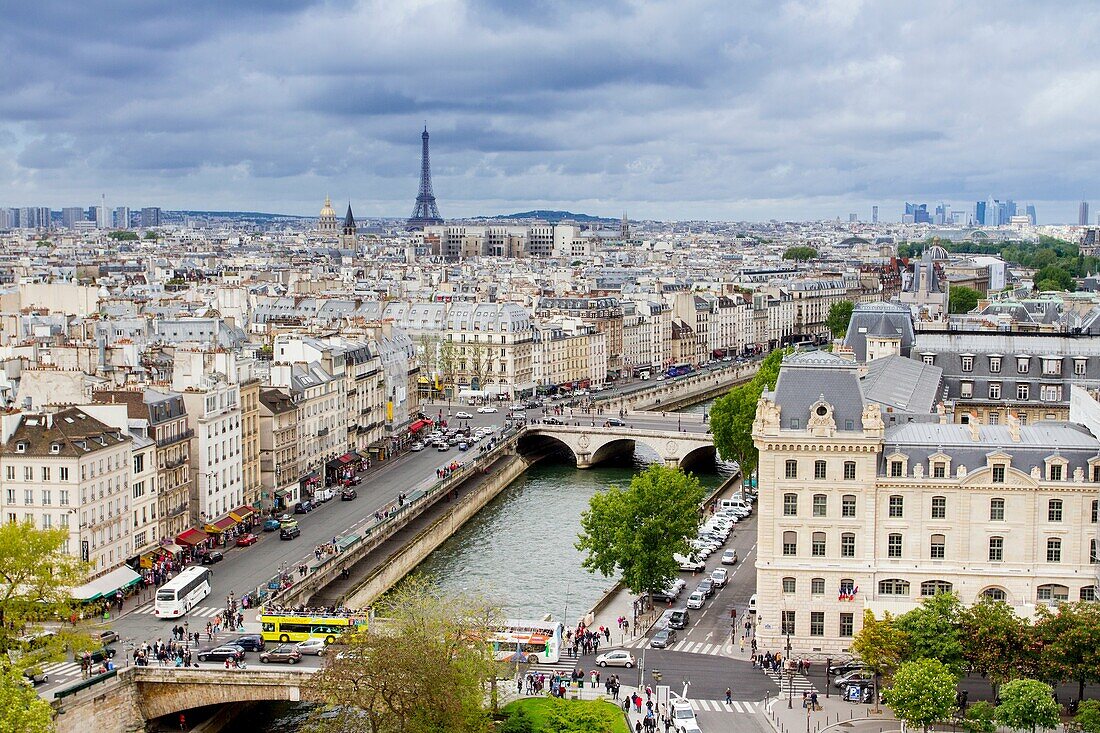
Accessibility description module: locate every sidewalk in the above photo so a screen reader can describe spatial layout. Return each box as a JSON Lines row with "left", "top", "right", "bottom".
{"left": 763, "top": 691, "right": 900, "bottom": 733}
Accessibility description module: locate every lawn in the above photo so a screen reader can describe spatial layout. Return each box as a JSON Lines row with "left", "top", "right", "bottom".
{"left": 501, "top": 697, "right": 631, "bottom": 733}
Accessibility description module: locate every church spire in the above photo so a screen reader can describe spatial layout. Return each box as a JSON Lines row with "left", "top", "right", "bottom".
{"left": 343, "top": 202, "right": 356, "bottom": 235}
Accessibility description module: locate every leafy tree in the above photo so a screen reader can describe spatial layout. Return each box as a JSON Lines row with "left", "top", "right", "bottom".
{"left": 994, "top": 679, "right": 1061, "bottom": 733}
{"left": 958, "top": 598, "right": 1028, "bottom": 695}
{"left": 1076, "top": 700, "right": 1100, "bottom": 733}
{"left": 963, "top": 701, "right": 997, "bottom": 733}
{"left": 107, "top": 230, "right": 138, "bottom": 241}
{"left": 542, "top": 698, "right": 623, "bottom": 733}
{"left": 709, "top": 348, "right": 785, "bottom": 480}
{"left": 0, "top": 666, "right": 53, "bottom": 733}
{"left": 826, "top": 300, "right": 855, "bottom": 339}
{"left": 418, "top": 335, "right": 440, "bottom": 383}
{"left": 851, "top": 609, "right": 908, "bottom": 711}
{"left": 305, "top": 578, "right": 500, "bottom": 733}
{"left": 882, "top": 659, "right": 959, "bottom": 733}
{"left": 782, "top": 245, "right": 818, "bottom": 261}
{"left": 1034, "top": 265, "right": 1074, "bottom": 292}
{"left": 895, "top": 593, "right": 965, "bottom": 675}
{"left": 1033, "top": 602, "right": 1100, "bottom": 702}
{"left": 576, "top": 465, "right": 705, "bottom": 596}
{"left": 143, "top": 230, "right": 159, "bottom": 239}
{"left": 438, "top": 337, "right": 458, "bottom": 396}
{"left": 0, "top": 521, "right": 90, "bottom": 672}
{"left": 467, "top": 341, "right": 495, "bottom": 391}
{"left": 949, "top": 285, "right": 980, "bottom": 314}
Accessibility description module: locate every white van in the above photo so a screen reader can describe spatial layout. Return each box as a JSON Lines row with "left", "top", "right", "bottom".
{"left": 748, "top": 593, "right": 758, "bottom": 614}
{"left": 720, "top": 498, "right": 751, "bottom": 516}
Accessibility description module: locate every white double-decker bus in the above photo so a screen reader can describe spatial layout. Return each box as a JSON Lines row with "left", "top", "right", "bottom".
{"left": 154, "top": 566, "right": 213, "bottom": 618}
{"left": 489, "top": 620, "right": 565, "bottom": 664}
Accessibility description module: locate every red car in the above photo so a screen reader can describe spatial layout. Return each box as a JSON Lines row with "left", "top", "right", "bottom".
{"left": 236, "top": 533, "right": 258, "bottom": 547}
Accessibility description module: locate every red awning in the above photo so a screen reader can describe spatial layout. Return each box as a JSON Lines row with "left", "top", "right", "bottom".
{"left": 409, "top": 418, "right": 433, "bottom": 433}
{"left": 204, "top": 515, "right": 238, "bottom": 533}
{"left": 337, "top": 452, "right": 356, "bottom": 464}
{"left": 175, "top": 528, "right": 210, "bottom": 546}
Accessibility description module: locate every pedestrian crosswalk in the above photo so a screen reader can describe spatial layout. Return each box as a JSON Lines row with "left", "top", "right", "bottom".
{"left": 688, "top": 698, "right": 767, "bottom": 714}
{"left": 617, "top": 636, "right": 734, "bottom": 657}
{"left": 41, "top": 661, "right": 83, "bottom": 681}
{"left": 132, "top": 603, "right": 224, "bottom": 618}
{"left": 763, "top": 667, "right": 816, "bottom": 694}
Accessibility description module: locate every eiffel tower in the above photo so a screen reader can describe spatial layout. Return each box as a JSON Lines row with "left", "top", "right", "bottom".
{"left": 407, "top": 126, "right": 443, "bottom": 229}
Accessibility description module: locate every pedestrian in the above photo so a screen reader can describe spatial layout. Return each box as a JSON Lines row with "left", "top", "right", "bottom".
{"left": 726, "top": 687, "right": 732, "bottom": 704}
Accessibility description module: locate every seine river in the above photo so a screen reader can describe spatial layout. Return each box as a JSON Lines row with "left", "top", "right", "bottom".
{"left": 238, "top": 402, "right": 728, "bottom": 732}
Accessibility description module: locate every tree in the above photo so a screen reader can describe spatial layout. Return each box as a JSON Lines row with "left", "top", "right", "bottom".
{"left": 851, "top": 609, "right": 908, "bottom": 711}
{"left": 143, "top": 230, "right": 159, "bottom": 239}
{"left": 709, "top": 348, "right": 785, "bottom": 480}
{"left": 438, "top": 338, "right": 458, "bottom": 396}
{"left": 948, "top": 285, "right": 980, "bottom": 314}
{"left": 576, "top": 465, "right": 705, "bottom": 597}
{"left": 882, "top": 659, "right": 959, "bottom": 733}
{"left": 994, "top": 679, "right": 1061, "bottom": 733}
{"left": 826, "top": 300, "right": 855, "bottom": 339}
{"left": 500, "top": 708, "right": 535, "bottom": 733}
{"left": 305, "top": 578, "right": 499, "bottom": 733}
{"left": 1034, "top": 265, "right": 1074, "bottom": 292}
{"left": 107, "top": 230, "right": 138, "bottom": 241}
{"left": 418, "top": 334, "right": 440, "bottom": 383}
{"left": 958, "top": 598, "right": 1028, "bottom": 696}
{"left": 963, "top": 701, "right": 997, "bottom": 733}
{"left": 783, "top": 246, "right": 818, "bottom": 261}
{"left": 0, "top": 521, "right": 90, "bottom": 672}
{"left": 895, "top": 592, "right": 965, "bottom": 675}
{"left": 1075, "top": 700, "right": 1100, "bottom": 733}
{"left": 467, "top": 341, "right": 495, "bottom": 391}
{"left": 0, "top": 666, "right": 53, "bottom": 733}
{"left": 1033, "top": 602, "right": 1100, "bottom": 702}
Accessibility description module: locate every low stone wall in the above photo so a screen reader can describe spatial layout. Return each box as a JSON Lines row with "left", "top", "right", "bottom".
{"left": 344, "top": 454, "right": 532, "bottom": 608}
{"left": 603, "top": 364, "right": 759, "bottom": 413}
{"left": 54, "top": 668, "right": 144, "bottom": 733}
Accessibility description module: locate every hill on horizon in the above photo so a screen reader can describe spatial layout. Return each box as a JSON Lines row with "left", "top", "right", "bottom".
{"left": 475, "top": 210, "right": 617, "bottom": 224}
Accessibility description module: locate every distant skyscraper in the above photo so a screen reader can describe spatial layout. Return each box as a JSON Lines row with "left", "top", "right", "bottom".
{"left": 904, "top": 202, "right": 931, "bottom": 224}
{"left": 407, "top": 126, "right": 443, "bottom": 229}
{"left": 1081, "top": 201, "right": 1090, "bottom": 226}
{"left": 62, "top": 207, "right": 85, "bottom": 229}
{"left": 872, "top": 205, "right": 878, "bottom": 224}
{"left": 113, "top": 206, "right": 131, "bottom": 229}
{"left": 974, "top": 200, "right": 986, "bottom": 226}
{"left": 1026, "top": 204, "right": 1037, "bottom": 225}
{"left": 95, "top": 195, "right": 109, "bottom": 229}
{"left": 141, "top": 207, "right": 162, "bottom": 228}
{"left": 17, "top": 207, "right": 50, "bottom": 229}
{"left": 849, "top": 213, "right": 857, "bottom": 223}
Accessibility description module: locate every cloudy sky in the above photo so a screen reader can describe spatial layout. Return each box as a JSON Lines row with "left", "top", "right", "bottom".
{"left": 1, "top": 0, "right": 1098, "bottom": 222}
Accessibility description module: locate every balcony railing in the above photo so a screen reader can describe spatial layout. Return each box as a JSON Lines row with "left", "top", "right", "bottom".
{"left": 157, "top": 429, "right": 194, "bottom": 449}
{"left": 317, "top": 427, "right": 329, "bottom": 437}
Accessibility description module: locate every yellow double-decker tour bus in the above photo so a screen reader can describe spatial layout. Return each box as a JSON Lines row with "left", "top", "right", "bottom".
{"left": 259, "top": 611, "right": 367, "bottom": 644}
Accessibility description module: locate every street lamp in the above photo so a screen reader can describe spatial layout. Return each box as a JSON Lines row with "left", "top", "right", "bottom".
{"left": 786, "top": 630, "right": 794, "bottom": 709}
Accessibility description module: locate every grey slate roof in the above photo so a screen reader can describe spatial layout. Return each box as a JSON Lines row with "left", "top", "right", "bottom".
{"left": 842, "top": 301, "right": 915, "bottom": 362}
{"left": 882, "top": 421, "right": 1100, "bottom": 477}
{"left": 772, "top": 351, "right": 866, "bottom": 431}
{"left": 861, "top": 355, "right": 943, "bottom": 413}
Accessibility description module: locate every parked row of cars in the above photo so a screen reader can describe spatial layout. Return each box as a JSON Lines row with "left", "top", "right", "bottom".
{"left": 196, "top": 634, "right": 333, "bottom": 665}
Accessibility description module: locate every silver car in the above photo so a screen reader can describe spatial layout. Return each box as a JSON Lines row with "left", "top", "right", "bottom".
{"left": 295, "top": 638, "right": 327, "bottom": 656}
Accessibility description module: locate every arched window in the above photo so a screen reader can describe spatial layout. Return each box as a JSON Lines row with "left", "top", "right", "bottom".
{"left": 810, "top": 578, "right": 825, "bottom": 595}
{"left": 888, "top": 495, "right": 904, "bottom": 518}
{"left": 930, "top": 534, "right": 946, "bottom": 559}
{"left": 843, "top": 461, "right": 856, "bottom": 480}
{"left": 783, "top": 493, "right": 798, "bottom": 516}
{"left": 920, "top": 580, "right": 953, "bottom": 596}
{"left": 1037, "top": 584, "right": 1069, "bottom": 603}
{"left": 981, "top": 587, "right": 1007, "bottom": 602}
{"left": 811, "top": 532, "right": 826, "bottom": 557}
{"left": 842, "top": 494, "right": 856, "bottom": 517}
{"left": 990, "top": 498, "right": 1005, "bottom": 521}
{"left": 1081, "top": 586, "right": 1097, "bottom": 602}
{"left": 812, "top": 494, "right": 827, "bottom": 517}
{"left": 1048, "top": 499, "right": 1063, "bottom": 522}
{"left": 878, "top": 579, "right": 910, "bottom": 595}
{"left": 887, "top": 533, "right": 903, "bottom": 558}
{"left": 840, "top": 532, "right": 855, "bottom": 557}
{"left": 782, "top": 531, "right": 797, "bottom": 556}
{"left": 782, "top": 577, "right": 796, "bottom": 594}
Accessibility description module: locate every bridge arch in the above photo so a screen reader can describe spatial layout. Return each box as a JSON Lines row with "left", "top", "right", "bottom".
{"left": 516, "top": 432, "right": 578, "bottom": 466}
{"left": 678, "top": 444, "right": 718, "bottom": 473}
{"left": 134, "top": 670, "right": 311, "bottom": 721}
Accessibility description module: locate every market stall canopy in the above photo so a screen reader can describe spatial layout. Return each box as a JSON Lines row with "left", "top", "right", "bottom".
{"left": 70, "top": 566, "right": 141, "bottom": 602}
{"left": 176, "top": 528, "right": 210, "bottom": 546}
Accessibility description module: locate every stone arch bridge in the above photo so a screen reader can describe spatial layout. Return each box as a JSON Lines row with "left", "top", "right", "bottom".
{"left": 517, "top": 422, "right": 717, "bottom": 470}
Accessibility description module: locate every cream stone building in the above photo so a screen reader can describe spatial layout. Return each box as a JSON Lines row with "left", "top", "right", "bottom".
{"left": 753, "top": 351, "right": 1100, "bottom": 655}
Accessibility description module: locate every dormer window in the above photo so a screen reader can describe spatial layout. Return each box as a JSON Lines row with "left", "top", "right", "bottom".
{"left": 50, "top": 443, "right": 61, "bottom": 454}
{"left": 15, "top": 442, "right": 26, "bottom": 453}
{"left": 1045, "top": 455, "right": 1069, "bottom": 482}
{"left": 992, "top": 464, "right": 1006, "bottom": 483}
{"left": 989, "top": 356, "right": 1002, "bottom": 373}
{"left": 961, "top": 356, "right": 974, "bottom": 372}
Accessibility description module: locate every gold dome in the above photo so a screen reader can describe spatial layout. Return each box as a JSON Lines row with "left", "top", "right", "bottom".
{"left": 319, "top": 195, "right": 337, "bottom": 219}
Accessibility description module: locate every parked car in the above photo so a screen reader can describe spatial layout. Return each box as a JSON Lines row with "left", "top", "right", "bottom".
{"left": 543, "top": 417, "right": 564, "bottom": 425}
{"left": 294, "top": 500, "right": 314, "bottom": 514}
{"left": 410, "top": 441, "right": 425, "bottom": 452}
{"left": 74, "top": 646, "right": 116, "bottom": 664}
{"left": 710, "top": 568, "right": 728, "bottom": 588}
{"left": 651, "top": 578, "right": 687, "bottom": 603}
{"left": 834, "top": 669, "right": 876, "bottom": 689}
{"left": 686, "top": 591, "right": 705, "bottom": 610}
{"left": 721, "top": 549, "right": 739, "bottom": 565}
{"left": 594, "top": 650, "right": 636, "bottom": 668}
{"left": 263, "top": 519, "right": 282, "bottom": 532}
{"left": 232, "top": 634, "right": 266, "bottom": 652}
{"left": 696, "top": 579, "right": 714, "bottom": 598}
{"left": 236, "top": 533, "right": 258, "bottom": 547}
{"left": 676, "top": 554, "right": 705, "bottom": 572}
{"left": 197, "top": 645, "right": 246, "bottom": 663}
{"left": 260, "top": 644, "right": 302, "bottom": 664}
{"left": 458, "top": 442, "right": 469, "bottom": 451}
{"left": 828, "top": 661, "right": 867, "bottom": 677}
{"left": 22, "top": 667, "right": 48, "bottom": 685}
{"left": 201, "top": 551, "right": 224, "bottom": 565}
{"left": 476, "top": 406, "right": 498, "bottom": 413}
{"left": 295, "top": 638, "right": 327, "bottom": 656}
{"left": 650, "top": 627, "right": 677, "bottom": 649}
{"left": 454, "top": 411, "right": 473, "bottom": 419}
{"left": 341, "top": 488, "right": 358, "bottom": 501}
{"left": 280, "top": 525, "right": 301, "bottom": 540}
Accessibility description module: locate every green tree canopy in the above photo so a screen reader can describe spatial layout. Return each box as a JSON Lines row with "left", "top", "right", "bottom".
{"left": 305, "top": 578, "right": 500, "bottom": 733}
{"left": 949, "top": 285, "right": 980, "bottom": 314}
{"left": 709, "top": 348, "right": 785, "bottom": 479}
{"left": 0, "top": 666, "right": 53, "bottom": 733}
{"left": 1034, "top": 265, "right": 1074, "bottom": 292}
{"left": 958, "top": 598, "right": 1029, "bottom": 694}
{"left": 826, "top": 300, "right": 855, "bottom": 339}
{"left": 852, "top": 609, "right": 908, "bottom": 711}
{"left": 576, "top": 465, "right": 705, "bottom": 596}
{"left": 882, "top": 659, "right": 959, "bottom": 733}
{"left": 543, "top": 698, "right": 624, "bottom": 733}
{"left": 1076, "top": 700, "right": 1100, "bottom": 733}
{"left": 143, "top": 230, "right": 159, "bottom": 239}
{"left": 963, "top": 701, "right": 997, "bottom": 733}
{"left": 782, "top": 246, "right": 818, "bottom": 261}
{"left": 895, "top": 592, "right": 965, "bottom": 675}
{"left": 1034, "top": 601, "right": 1100, "bottom": 702}
{"left": 994, "top": 679, "right": 1061, "bottom": 733}
{"left": 107, "top": 230, "right": 138, "bottom": 240}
